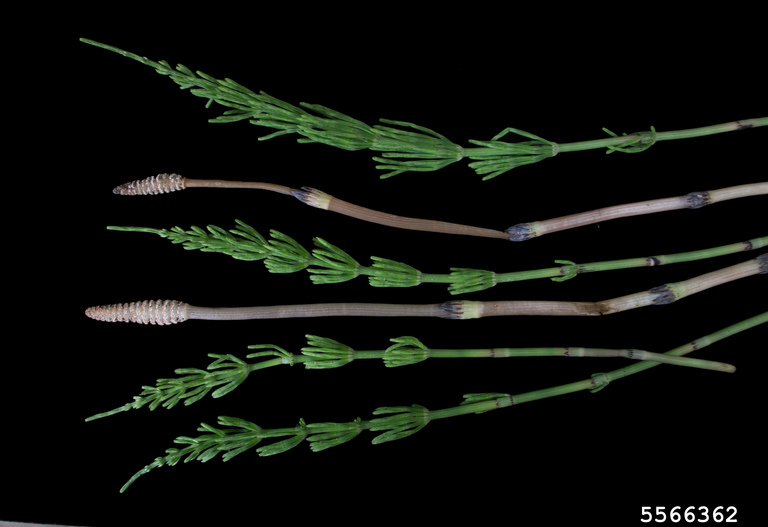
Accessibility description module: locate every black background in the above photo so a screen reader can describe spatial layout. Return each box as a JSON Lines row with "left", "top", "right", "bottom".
{"left": 8, "top": 7, "right": 766, "bottom": 526}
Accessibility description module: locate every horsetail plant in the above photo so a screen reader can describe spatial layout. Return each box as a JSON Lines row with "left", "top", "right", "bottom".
{"left": 115, "top": 311, "right": 767, "bottom": 492}
{"left": 85, "top": 252, "right": 766, "bottom": 324}
{"left": 105, "top": 219, "right": 767, "bottom": 295}
{"left": 80, "top": 39, "right": 767, "bottom": 180}
{"left": 80, "top": 38, "right": 765, "bottom": 496}
{"left": 85, "top": 333, "right": 738, "bottom": 423}
{"left": 111, "top": 174, "right": 768, "bottom": 242}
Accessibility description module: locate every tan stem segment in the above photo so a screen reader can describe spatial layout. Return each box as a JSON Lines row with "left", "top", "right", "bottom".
{"left": 113, "top": 175, "right": 766, "bottom": 242}
{"left": 478, "top": 254, "right": 765, "bottom": 317}
{"left": 507, "top": 182, "right": 768, "bottom": 241}
{"left": 184, "top": 178, "right": 295, "bottom": 196}
{"left": 186, "top": 302, "right": 446, "bottom": 320}
{"left": 85, "top": 255, "right": 765, "bottom": 324}
{"left": 292, "top": 187, "right": 510, "bottom": 239}
{"left": 112, "top": 174, "right": 509, "bottom": 239}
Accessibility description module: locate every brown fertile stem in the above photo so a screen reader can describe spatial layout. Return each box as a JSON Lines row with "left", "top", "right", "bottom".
{"left": 114, "top": 174, "right": 509, "bottom": 240}
{"left": 187, "top": 302, "right": 446, "bottom": 320}
{"left": 507, "top": 182, "right": 768, "bottom": 241}
{"left": 290, "top": 187, "right": 509, "bottom": 239}
{"left": 113, "top": 174, "right": 766, "bottom": 242}
{"left": 85, "top": 254, "right": 765, "bottom": 324}
{"left": 184, "top": 179, "right": 295, "bottom": 196}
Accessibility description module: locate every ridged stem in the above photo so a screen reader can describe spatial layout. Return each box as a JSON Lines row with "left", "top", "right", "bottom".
{"left": 118, "top": 311, "right": 765, "bottom": 492}
{"left": 554, "top": 118, "right": 768, "bottom": 153}
{"left": 82, "top": 39, "right": 767, "bottom": 181}
{"left": 506, "top": 182, "right": 768, "bottom": 241}
{"left": 107, "top": 220, "right": 766, "bottom": 295}
{"left": 85, "top": 254, "right": 766, "bottom": 324}
{"left": 427, "top": 310, "right": 768, "bottom": 419}
{"left": 86, "top": 332, "right": 738, "bottom": 424}
{"left": 112, "top": 174, "right": 767, "bottom": 243}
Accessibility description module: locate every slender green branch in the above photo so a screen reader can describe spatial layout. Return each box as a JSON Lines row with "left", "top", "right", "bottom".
{"left": 81, "top": 38, "right": 767, "bottom": 180}
{"left": 79, "top": 38, "right": 463, "bottom": 179}
{"left": 84, "top": 346, "right": 294, "bottom": 421}
{"left": 117, "top": 311, "right": 766, "bottom": 492}
{"left": 106, "top": 222, "right": 766, "bottom": 295}
{"left": 451, "top": 235, "right": 768, "bottom": 294}
{"left": 87, "top": 331, "right": 737, "bottom": 422}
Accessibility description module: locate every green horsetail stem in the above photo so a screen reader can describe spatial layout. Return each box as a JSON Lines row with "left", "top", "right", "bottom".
{"left": 80, "top": 38, "right": 767, "bottom": 180}
{"left": 85, "top": 333, "right": 736, "bottom": 422}
{"left": 117, "top": 311, "right": 766, "bottom": 492}
{"left": 105, "top": 221, "right": 766, "bottom": 295}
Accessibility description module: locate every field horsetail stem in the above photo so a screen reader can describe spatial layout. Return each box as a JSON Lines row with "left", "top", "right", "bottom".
{"left": 103, "top": 219, "right": 767, "bottom": 295}
{"left": 111, "top": 174, "right": 768, "bottom": 243}
{"left": 85, "top": 253, "right": 766, "bottom": 324}
{"left": 85, "top": 333, "right": 739, "bottom": 424}
{"left": 115, "top": 312, "right": 767, "bottom": 492}
{"left": 80, "top": 39, "right": 766, "bottom": 181}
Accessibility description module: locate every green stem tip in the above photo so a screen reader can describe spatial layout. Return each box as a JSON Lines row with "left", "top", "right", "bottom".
{"left": 81, "top": 38, "right": 767, "bottom": 180}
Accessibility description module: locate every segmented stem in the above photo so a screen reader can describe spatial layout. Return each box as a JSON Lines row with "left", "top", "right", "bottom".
{"left": 107, "top": 221, "right": 766, "bottom": 295}
{"left": 293, "top": 187, "right": 509, "bottom": 239}
{"left": 87, "top": 331, "right": 737, "bottom": 423}
{"left": 85, "top": 254, "right": 766, "bottom": 324}
{"left": 506, "top": 182, "right": 768, "bottom": 241}
{"left": 111, "top": 174, "right": 768, "bottom": 243}
{"left": 117, "top": 311, "right": 766, "bottom": 491}
{"left": 81, "top": 39, "right": 767, "bottom": 180}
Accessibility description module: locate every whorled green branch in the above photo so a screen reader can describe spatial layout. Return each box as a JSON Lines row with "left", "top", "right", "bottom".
{"left": 106, "top": 222, "right": 767, "bottom": 295}
{"left": 116, "top": 311, "right": 766, "bottom": 492}
{"left": 86, "top": 330, "right": 738, "bottom": 423}
{"left": 80, "top": 38, "right": 462, "bottom": 179}
{"left": 80, "top": 38, "right": 767, "bottom": 180}
{"left": 84, "top": 346, "right": 295, "bottom": 421}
